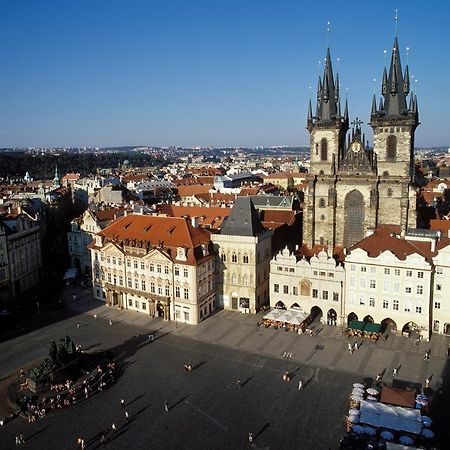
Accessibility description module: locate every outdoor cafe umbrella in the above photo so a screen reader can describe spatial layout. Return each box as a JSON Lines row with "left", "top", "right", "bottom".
{"left": 380, "top": 431, "right": 394, "bottom": 441}
{"left": 364, "top": 426, "right": 376, "bottom": 436}
{"left": 366, "top": 396, "right": 378, "bottom": 402}
{"left": 366, "top": 388, "right": 379, "bottom": 396}
{"left": 348, "top": 409, "right": 360, "bottom": 416}
{"left": 399, "top": 436, "right": 414, "bottom": 446}
{"left": 352, "top": 425, "right": 364, "bottom": 434}
{"left": 421, "top": 416, "right": 432, "bottom": 427}
{"left": 353, "top": 383, "right": 365, "bottom": 389}
{"left": 350, "top": 394, "right": 362, "bottom": 402}
{"left": 421, "top": 428, "right": 435, "bottom": 439}
{"left": 348, "top": 415, "right": 360, "bottom": 423}
{"left": 352, "top": 388, "right": 365, "bottom": 395}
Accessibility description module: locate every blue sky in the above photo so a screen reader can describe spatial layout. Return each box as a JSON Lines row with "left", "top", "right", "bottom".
{"left": 1, "top": 0, "right": 449, "bottom": 148}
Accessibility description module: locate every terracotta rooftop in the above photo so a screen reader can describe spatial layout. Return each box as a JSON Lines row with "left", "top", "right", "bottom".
{"left": 430, "top": 219, "right": 450, "bottom": 233}
{"left": 297, "top": 244, "right": 346, "bottom": 263}
{"left": 177, "top": 185, "right": 211, "bottom": 197}
{"left": 94, "top": 208, "right": 128, "bottom": 222}
{"left": 97, "top": 214, "right": 211, "bottom": 249}
{"left": 156, "top": 205, "right": 231, "bottom": 229}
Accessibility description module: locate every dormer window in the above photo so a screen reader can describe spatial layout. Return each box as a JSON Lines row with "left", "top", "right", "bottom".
{"left": 176, "top": 247, "right": 187, "bottom": 261}
{"left": 202, "top": 244, "right": 209, "bottom": 257}
{"left": 95, "top": 235, "right": 103, "bottom": 247}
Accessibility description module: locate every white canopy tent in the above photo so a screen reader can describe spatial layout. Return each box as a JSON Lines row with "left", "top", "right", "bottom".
{"left": 359, "top": 400, "right": 422, "bottom": 435}
{"left": 263, "top": 308, "right": 307, "bottom": 325}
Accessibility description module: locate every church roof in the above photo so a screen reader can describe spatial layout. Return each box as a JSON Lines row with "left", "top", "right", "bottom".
{"left": 221, "top": 197, "right": 265, "bottom": 237}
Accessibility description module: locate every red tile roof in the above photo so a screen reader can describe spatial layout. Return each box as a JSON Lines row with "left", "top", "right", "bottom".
{"left": 177, "top": 185, "right": 211, "bottom": 197}
{"left": 156, "top": 205, "right": 231, "bottom": 229}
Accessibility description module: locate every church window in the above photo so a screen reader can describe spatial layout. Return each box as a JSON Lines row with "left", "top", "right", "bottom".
{"left": 232, "top": 253, "right": 237, "bottom": 263}
{"left": 319, "top": 237, "right": 324, "bottom": 244}
{"left": 386, "top": 135, "right": 397, "bottom": 160}
{"left": 243, "top": 254, "right": 249, "bottom": 264}
{"left": 318, "top": 198, "right": 326, "bottom": 208}
{"left": 315, "top": 143, "right": 319, "bottom": 155}
{"left": 320, "top": 215, "right": 325, "bottom": 221}
{"left": 320, "top": 138, "right": 328, "bottom": 161}
{"left": 343, "top": 190, "right": 364, "bottom": 248}
{"left": 387, "top": 188, "right": 393, "bottom": 197}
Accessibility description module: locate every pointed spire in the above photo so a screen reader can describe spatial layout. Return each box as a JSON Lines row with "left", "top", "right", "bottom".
{"left": 379, "top": 97, "right": 384, "bottom": 111}
{"left": 382, "top": 67, "right": 388, "bottom": 95}
{"left": 307, "top": 99, "right": 313, "bottom": 120}
{"left": 337, "top": 99, "right": 341, "bottom": 117}
{"left": 371, "top": 94, "right": 377, "bottom": 114}
{"left": 335, "top": 73, "right": 340, "bottom": 102}
{"left": 403, "top": 64, "right": 410, "bottom": 95}
{"left": 344, "top": 99, "right": 349, "bottom": 122}
{"left": 317, "top": 76, "right": 322, "bottom": 102}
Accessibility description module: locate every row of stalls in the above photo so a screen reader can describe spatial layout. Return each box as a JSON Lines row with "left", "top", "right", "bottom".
{"left": 345, "top": 320, "right": 382, "bottom": 341}
{"left": 341, "top": 383, "right": 435, "bottom": 449}
{"left": 262, "top": 308, "right": 311, "bottom": 332}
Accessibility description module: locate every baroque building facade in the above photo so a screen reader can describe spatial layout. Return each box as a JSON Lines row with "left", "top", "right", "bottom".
{"left": 89, "top": 214, "right": 215, "bottom": 325}
{"left": 303, "top": 38, "right": 418, "bottom": 249}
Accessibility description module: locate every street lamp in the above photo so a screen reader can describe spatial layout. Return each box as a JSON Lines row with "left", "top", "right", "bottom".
{"left": 282, "top": 352, "right": 293, "bottom": 376}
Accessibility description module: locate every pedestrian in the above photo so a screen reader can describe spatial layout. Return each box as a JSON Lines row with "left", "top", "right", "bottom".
{"left": 348, "top": 343, "right": 352, "bottom": 354}
{"left": 125, "top": 410, "right": 129, "bottom": 421}
{"left": 112, "top": 423, "right": 116, "bottom": 432}
{"left": 73, "top": 294, "right": 77, "bottom": 304}
{"left": 19, "top": 368, "right": 25, "bottom": 378}
{"left": 109, "top": 320, "right": 113, "bottom": 326}
{"left": 77, "top": 322, "right": 80, "bottom": 328}
{"left": 164, "top": 401, "right": 169, "bottom": 412}
{"left": 424, "top": 350, "right": 430, "bottom": 361}
{"left": 100, "top": 434, "right": 107, "bottom": 446}
{"left": 248, "top": 432, "right": 253, "bottom": 443}
{"left": 19, "top": 434, "right": 25, "bottom": 445}
{"left": 298, "top": 380, "right": 303, "bottom": 390}
{"left": 236, "top": 379, "right": 241, "bottom": 388}
{"left": 15, "top": 435, "right": 20, "bottom": 446}
{"left": 393, "top": 367, "right": 398, "bottom": 377}
{"left": 120, "top": 398, "right": 125, "bottom": 408}
{"left": 425, "top": 378, "right": 430, "bottom": 388}
{"left": 149, "top": 334, "right": 154, "bottom": 342}
{"left": 80, "top": 438, "right": 85, "bottom": 449}
{"left": 93, "top": 314, "right": 97, "bottom": 320}
{"left": 353, "top": 342, "right": 358, "bottom": 351}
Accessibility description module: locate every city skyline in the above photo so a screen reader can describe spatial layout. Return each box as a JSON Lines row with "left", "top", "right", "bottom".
{"left": 1, "top": 0, "right": 449, "bottom": 148}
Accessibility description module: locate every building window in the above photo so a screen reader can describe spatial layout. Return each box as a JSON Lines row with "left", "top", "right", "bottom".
{"left": 405, "top": 286, "right": 412, "bottom": 294}
{"left": 243, "top": 254, "right": 249, "bottom": 264}
{"left": 350, "top": 265, "right": 355, "bottom": 272}
{"left": 386, "top": 135, "right": 397, "bottom": 160}
{"left": 393, "top": 282, "right": 400, "bottom": 293}
{"left": 333, "top": 292, "right": 339, "bottom": 302}
{"left": 243, "top": 275, "right": 248, "bottom": 286}
{"left": 394, "top": 269, "right": 400, "bottom": 276}
{"left": 113, "top": 275, "right": 117, "bottom": 285}
{"left": 232, "top": 253, "right": 237, "bottom": 263}
{"left": 141, "top": 261, "right": 145, "bottom": 270}
{"left": 128, "top": 278, "right": 132, "bottom": 288}
{"left": 184, "top": 288, "right": 189, "bottom": 300}
{"left": 107, "top": 273, "right": 111, "bottom": 283}
{"left": 221, "top": 254, "right": 226, "bottom": 262}
{"left": 393, "top": 299, "right": 399, "bottom": 310}
{"left": 135, "top": 300, "right": 139, "bottom": 308}
{"left": 370, "top": 267, "right": 376, "bottom": 274}
{"left": 387, "top": 188, "right": 393, "bottom": 198}
{"left": 369, "top": 297, "right": 375, "bottom": 307}
{"left": 183, "top": 268, "right": 189, "bottom": 277}
{"left": 128, "top": 299, "right": 132, "bottom": 306}
{"left": 319, "top": 198, "right": 326, "bottom": 208}
{"left": 277, "top": 266, "right": 283, "bottom": 271}
{"left": 312, "top": 289, "right": 318, "bottom": 299}
{"left": 320, "top": 138, "right": 328, "bottom": 161}
{"left": 361, "top": 266, "right": 367, "bottom": 272}
{"left": 383, "top": 281, "right": 390, "bottom": 292}
{"left": 274, "top": 284, "right": 279, "bottom": 293}
{"left": 290, "top": 268, "right": 295, "bottom": 273}
{"left": 370, "top": 280, "right": 376, "bottom": 289}
{"left": 417, "top": 271, "right": 423, "bottom": 279}
{"left": 320, "top": 290, "right": 328, "bottom": 300}
{"left": 417, "top": 285, "right": 423, "bottom": 295}
{"left": 165, "top": 285, "right": 170, "bottom": 296}
{"left": 328, "top": 272, "right": 334, "bottom": 278}
{"left": 119, "top": 276, "right": 123, "bottom": 286}
{"left": 134, "top": 280, "right": 139, "bottom": 289}
{"left": 433, "top": 320, "right": 440, "bottom": 332}
{"left": 107, "top": 256, "right": 110, "bottom": 264}
{"left": 157, "top": 264, "right": 161, "bottom": 273}
{"left": 434, "top": 301, "right": 441, "bottom": 309}
{"left": 133, "top": 260, "right": 138, "bottom": 269}
{"left": 406, "top": 270, "right": 412, "bottom": 277}
{"left": 175, "top": 286, "right": 180, "bottom": 297}
{"left": 149, "top": 263, "right": 154, "bottom": 271}
{"left": 416, "top": 305, "right": 422, "bottom": 314}
{"left": 141, "top": 280, "right": 146, "bottom": 291}
{"left": 384, "top": 268, "right": 390, "bottom": 275}
{"left": 112, "top": 257, "right": 116, "bottom": 265}
{"left": 174, "top": 266, "right": 179, "bottom": 276}
{"left": 436, "top": 283, "right": 442, "bottom": 291}
{"left": 404, "top": 301, "right": 411, "bottom": 312}
{"left": 142, "top": 302, "right": 146, "bottom": 310}
{"left": 184, "top": 311, "right": 189, "bottom": 321}
{"left": 436, "top": 267, "right": 443, "bottom": 275}
{"left": 293, "top": 286, "right": 298, "bottom": 296}
{"left": 300, "top": 280, "right": 311, "bottom": 296}
{"left": 150, "top": 282, "right": 155, "bottom": 293}
{"left": 164, "top": 265, "right": 169, "bottom": 274}
{"left": 383, "top": 299, "right": 389, "bottom": 309}
{"left": 283, "top": 285, "right": 288, "bottom": 294}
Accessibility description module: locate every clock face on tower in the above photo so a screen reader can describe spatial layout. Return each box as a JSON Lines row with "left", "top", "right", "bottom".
{"left": 351, "top": 141, "right": 362, "bottom": 153}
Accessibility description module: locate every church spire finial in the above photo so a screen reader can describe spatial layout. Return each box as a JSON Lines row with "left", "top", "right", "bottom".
{"left": 395, "top": 9, "right": 399, "bottom": 37}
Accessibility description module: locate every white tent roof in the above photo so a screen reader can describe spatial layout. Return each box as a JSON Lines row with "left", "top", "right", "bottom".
{"left": 263, "top": 308, "right": 306, "bottom": 325}
{"left": 359, "top": 400, "right": 422, "bottom": 435}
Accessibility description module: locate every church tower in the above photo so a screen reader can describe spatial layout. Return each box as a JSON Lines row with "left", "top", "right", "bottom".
{"left": 303, "top": 48, "right": 349, "bottom": 247}
{"left": 370, "top": 37, "right": 419, "bottom": 231}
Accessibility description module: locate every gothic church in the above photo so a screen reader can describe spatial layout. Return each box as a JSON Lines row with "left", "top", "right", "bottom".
{"left": 302, "top": 37, "right": 419, "bottom": 249}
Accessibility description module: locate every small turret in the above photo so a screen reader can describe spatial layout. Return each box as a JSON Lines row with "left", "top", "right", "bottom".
{"left": 403, "top": 65, "right": 410, "bottom": 95}
{"left": 371, "top": 95, "right": 377, "bottom": 114}
{"left": 382, "top": 68, "right": 388, "bottom": 95}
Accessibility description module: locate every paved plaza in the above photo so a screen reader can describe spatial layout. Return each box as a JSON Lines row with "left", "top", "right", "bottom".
{"left": 0, "top": 286, "right": 449, "bottom": 449}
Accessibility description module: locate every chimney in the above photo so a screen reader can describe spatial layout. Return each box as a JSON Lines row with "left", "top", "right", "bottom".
{"left": 431, "top": 238, "right": 436, "bottom": 253}
{"left": 191, "top": 216, "right": 199, "bottom": 228}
